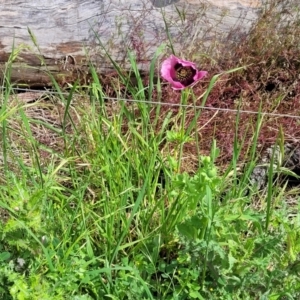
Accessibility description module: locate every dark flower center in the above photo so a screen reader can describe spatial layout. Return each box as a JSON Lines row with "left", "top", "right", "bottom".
{"left": 174, "top": 63, "right": 196, "bottom": 86}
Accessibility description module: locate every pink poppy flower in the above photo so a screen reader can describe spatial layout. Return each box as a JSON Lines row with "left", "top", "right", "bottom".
{"left": 161, "top": 55, "right": 208, "bottom": 90}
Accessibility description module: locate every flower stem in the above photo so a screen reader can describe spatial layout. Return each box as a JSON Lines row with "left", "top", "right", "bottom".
{"left": 177, "top": 88, "right": 190, "bottom": 172}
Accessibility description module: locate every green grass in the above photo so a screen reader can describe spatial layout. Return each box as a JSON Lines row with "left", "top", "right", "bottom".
{"left": 1, "top": 3, "right": 300, "bottom": 299}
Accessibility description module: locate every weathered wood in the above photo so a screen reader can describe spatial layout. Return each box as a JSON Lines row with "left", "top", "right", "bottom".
{"left": 0, "top": 52, "right": 91, "bottom": 87}
{"left": 0, "top": 0, "right": 262, "bottom": 86}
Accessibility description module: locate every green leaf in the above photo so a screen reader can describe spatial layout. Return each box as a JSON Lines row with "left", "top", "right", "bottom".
{"left": 177, "top": 222, "right": 198, "bottom": 240}
{"left": 189, "top": 290, "right": 203, "bottom": 299}
{"left": 0, "top": 251, "right": 10, "bottom": 261}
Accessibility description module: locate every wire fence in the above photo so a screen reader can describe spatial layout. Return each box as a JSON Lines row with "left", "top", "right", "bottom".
{"left": 4, "top": 87, "right": 300, "bottom": 120}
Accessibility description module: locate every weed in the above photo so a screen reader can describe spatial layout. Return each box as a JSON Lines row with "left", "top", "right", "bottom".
{"left": 1, "top": 1, "right": 300, "bottom": 299}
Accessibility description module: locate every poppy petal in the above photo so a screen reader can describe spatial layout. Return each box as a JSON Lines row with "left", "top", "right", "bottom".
{"left": 161, "top": 55, "right": 207, "bottom": 90}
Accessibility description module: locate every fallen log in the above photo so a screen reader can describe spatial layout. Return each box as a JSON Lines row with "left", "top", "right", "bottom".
{"left": 0, "top": 51, "right": 91, "bottom": 88}
{"left": 0, "top": 0, "right": 262, "bottom": 87}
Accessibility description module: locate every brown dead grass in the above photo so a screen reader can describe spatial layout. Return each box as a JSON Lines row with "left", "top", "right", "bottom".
{"left": 97, "top": 3, "right": 300, "bottom": 173}
{"left": 3, "top": 0, "right": 300, "bottom": 176}
{"left": 151, "top": 0, "right": 300, "bottom": 171}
